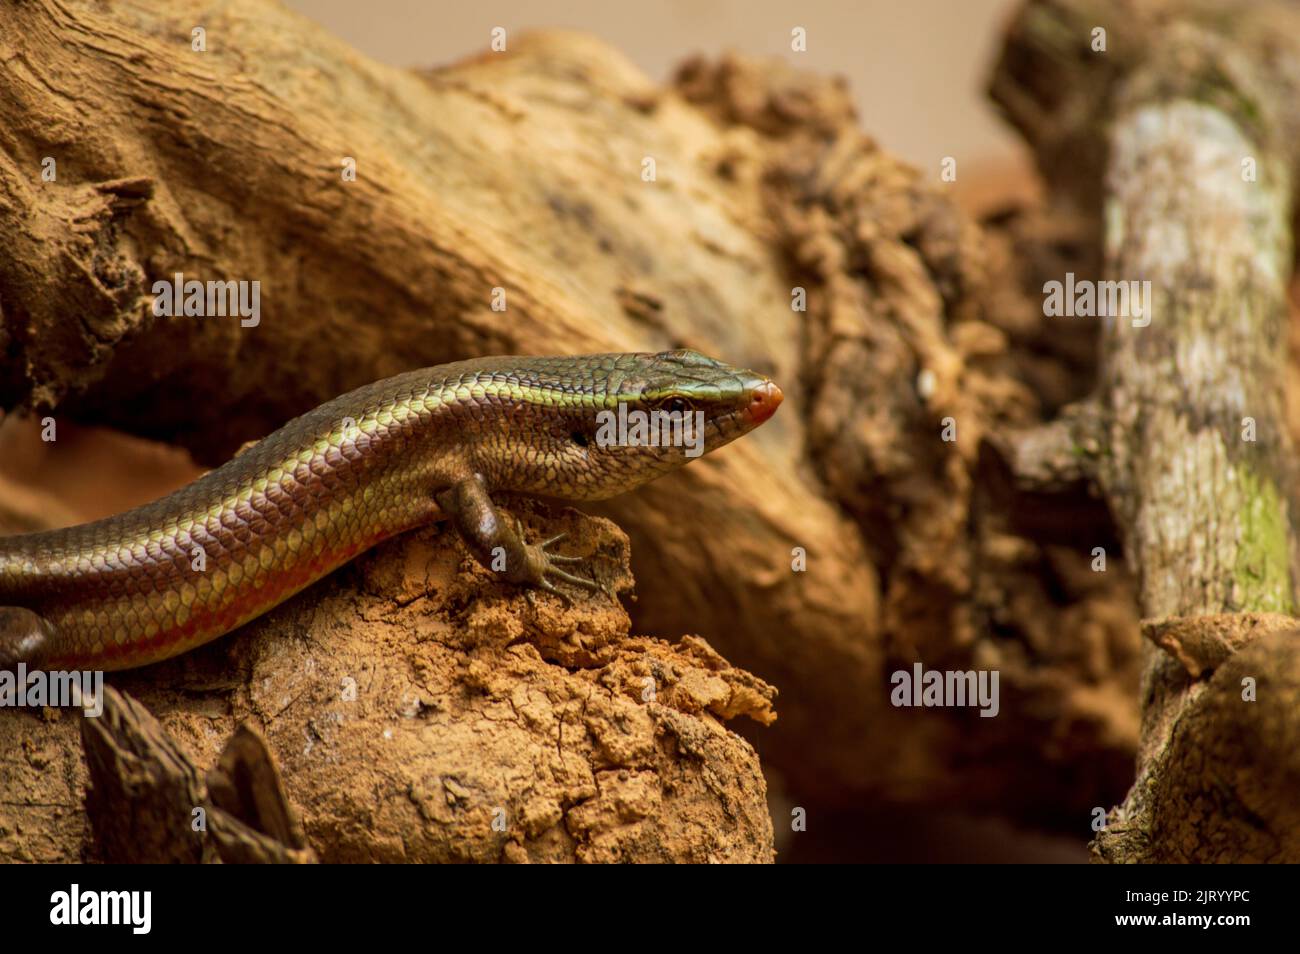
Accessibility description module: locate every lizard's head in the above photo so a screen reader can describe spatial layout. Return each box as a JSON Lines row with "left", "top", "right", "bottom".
{"left": 491, "top": 349, "right": 782, "bottom": 500}
{"left": 620, "top": 346, "right": 783, "bottom": 445}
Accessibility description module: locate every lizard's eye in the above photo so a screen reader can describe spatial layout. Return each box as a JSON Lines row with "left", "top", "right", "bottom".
{"left": 658, "top": 397, "right": 693, "bottom": 415}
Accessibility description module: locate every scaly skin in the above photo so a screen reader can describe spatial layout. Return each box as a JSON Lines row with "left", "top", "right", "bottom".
{"left": 0, "top": 351, "right": 782, "bottom": 671}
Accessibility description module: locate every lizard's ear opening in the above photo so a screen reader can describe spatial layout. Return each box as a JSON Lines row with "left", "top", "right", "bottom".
{"left": 570, "top": 431, "right": 590, "bottom": 448}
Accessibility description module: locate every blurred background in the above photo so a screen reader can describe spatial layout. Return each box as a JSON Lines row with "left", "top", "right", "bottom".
{"left": 286, "top": 0, "right": 1026, "bottom": 180}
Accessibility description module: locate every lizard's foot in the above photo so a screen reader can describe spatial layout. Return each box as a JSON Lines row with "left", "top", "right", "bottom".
{"left": 528, "top": 532, "right": 600, "bottom": 599}
{"left": 439, "top": 475, "right": 606, "bottom": 603}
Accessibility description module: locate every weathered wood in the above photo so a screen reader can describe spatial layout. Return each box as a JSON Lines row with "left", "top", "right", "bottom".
{"left": 206, "top": 724, "right": 317, "bottom": 864}
{"left": 81, "top": 686, "right": 212, "bottom": 863}
{"left": 992, "top": 0, "right": 1300, "bottom": 861}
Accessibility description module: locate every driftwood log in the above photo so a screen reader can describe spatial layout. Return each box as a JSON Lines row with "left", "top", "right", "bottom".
{"left": 1, "top": 0, "right": 1155, "bottom": 861}
{"left": 992, "top": 0, "right": 1300, "bottom": 861}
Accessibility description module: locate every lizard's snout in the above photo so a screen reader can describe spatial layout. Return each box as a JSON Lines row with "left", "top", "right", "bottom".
{"left": 746, "top": 380, "right": 783, "bottom": 424}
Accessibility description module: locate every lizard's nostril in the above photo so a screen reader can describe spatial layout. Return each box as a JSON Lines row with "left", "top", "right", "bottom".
{"left": 747, "top": 381, "right": 783, "bottom": 424}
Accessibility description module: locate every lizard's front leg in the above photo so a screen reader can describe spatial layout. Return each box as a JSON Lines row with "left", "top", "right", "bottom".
{"left": 436, "top": 474, "right": 597, "bottom": 597}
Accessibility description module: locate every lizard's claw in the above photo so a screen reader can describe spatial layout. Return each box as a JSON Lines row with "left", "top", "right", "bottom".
{"left": 539, "top": 533, "right": 584, "bottom": 564}
{"left": 528, "top": 531, "right": 599, "bottom": 597}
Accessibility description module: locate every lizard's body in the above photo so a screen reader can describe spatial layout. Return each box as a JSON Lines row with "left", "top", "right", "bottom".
{"left": 0, "top": 351, "right": 781, "bottom": 670}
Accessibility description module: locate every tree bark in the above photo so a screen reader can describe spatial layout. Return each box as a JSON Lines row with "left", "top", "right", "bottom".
{"left": 992, "top": 0, "right": 1300, "bottom": 861}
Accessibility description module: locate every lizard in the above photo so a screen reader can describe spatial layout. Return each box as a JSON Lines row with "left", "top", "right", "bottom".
{"left": 0, "top": 350, "right": 782, "bottom": 671}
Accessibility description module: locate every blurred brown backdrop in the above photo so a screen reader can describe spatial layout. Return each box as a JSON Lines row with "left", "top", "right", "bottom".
{"left": 284, "top": 0, "right": 1024, "bottom": 174}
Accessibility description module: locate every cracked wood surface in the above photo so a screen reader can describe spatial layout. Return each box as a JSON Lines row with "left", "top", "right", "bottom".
{"left": 3, "top": 503, "right": 777, "bottom": 862}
